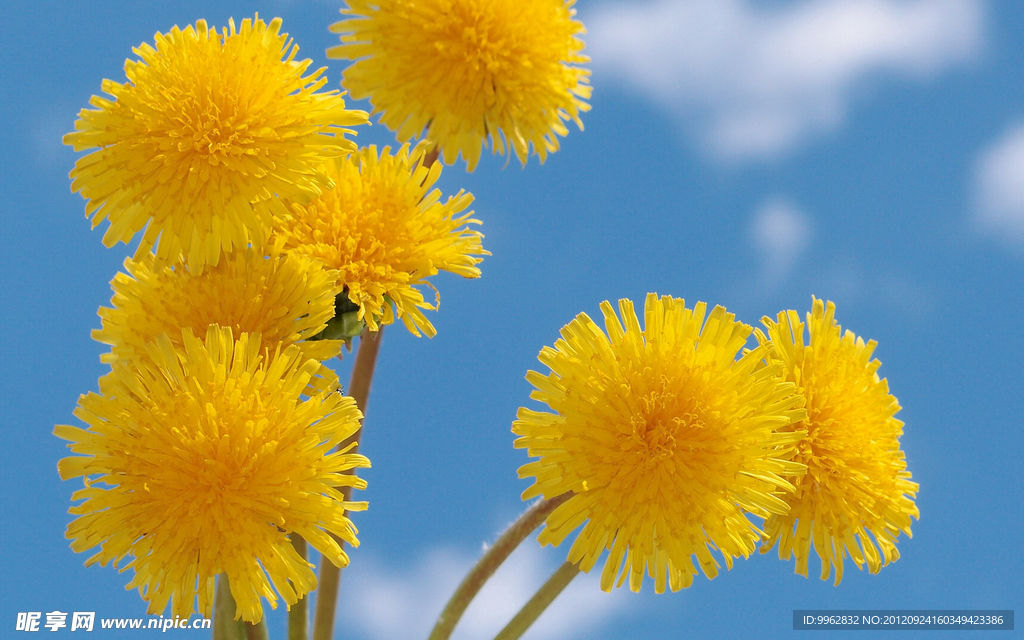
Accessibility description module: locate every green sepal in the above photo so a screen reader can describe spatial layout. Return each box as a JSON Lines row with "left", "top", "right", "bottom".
{"left": 310, "top": 288, "right": 365, "bottom": 343}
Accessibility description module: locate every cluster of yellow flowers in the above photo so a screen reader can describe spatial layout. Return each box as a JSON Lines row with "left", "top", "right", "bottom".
{"left": 54, "top": 1, "right": 917, "bottom": 638}
{"left": 57, "top": 10, "right": 496, "bottom": 626}
{"left": 515, "top": 295, "right": 918, "bottom": 593}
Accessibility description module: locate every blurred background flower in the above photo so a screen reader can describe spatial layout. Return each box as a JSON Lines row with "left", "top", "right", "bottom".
{"left": 329, "top": 0, "right": 590, "bottom": 170}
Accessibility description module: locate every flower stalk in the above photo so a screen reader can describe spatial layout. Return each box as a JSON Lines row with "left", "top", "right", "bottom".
{"left": 289, "top": 535, "right": 309, "bottom": 640}
{"left": 427, "top": 492, "right": 571, "bottom": 640}
{"left": 492, "top": 561, "right": 581, "bottom": 640}
{"left": 213, "top": 573, "right": 269, "bottom": 640}
{"left": 312, "top": 327, "right": 385, "bottom": 640}
{"left": 421, "top": 145, "right": 440, "bottom": 170}
{"left": 245, "top": 619, "right": 270, "bottom": 640}
{"left": 214, "top": 575, "right": 245, "bottom": 640}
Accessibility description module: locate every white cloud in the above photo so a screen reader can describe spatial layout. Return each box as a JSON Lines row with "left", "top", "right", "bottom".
{"left": 975, "top": 121, "right": 1024, "bottom": 245}
{"left": 587, "top": 0, "right": 984, "bottom": 160}
{"left": 750, "top": 197, "right": 812, "bottom": 286}
{"left": 343, "top": 542, "right": 631, "bottom": 640}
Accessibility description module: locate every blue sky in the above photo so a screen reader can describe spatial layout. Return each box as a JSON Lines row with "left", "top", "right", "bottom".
{"left": 1, "top": 0, "right": 1022, "bottom": 638}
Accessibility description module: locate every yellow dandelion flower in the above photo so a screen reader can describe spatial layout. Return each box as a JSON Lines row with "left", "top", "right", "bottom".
{"left": 757, "top": 298, "right": 919, "bottom": 584}
{"left": 272, "top": 143, "right": 488, "bottom": 337}
{"left": 55, "top": 327, "right": 369, "bottom": 623}
{"left": 514, "top": 294, "right": 807, "bottom": 593}
{"left": 93, "top": 249, "right": 344, "bottom": 370}
{"left": 328, "top": 0, "right": 591, "bottom": 171}
{"left": 64, "top": 16, "right": 368, "bottom": 272}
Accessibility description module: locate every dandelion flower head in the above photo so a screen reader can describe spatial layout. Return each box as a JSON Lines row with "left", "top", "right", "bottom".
{"left": 272, "top": 143, "right": 487, "bottom": 338}
{"left": 64, "top": 16, "right": 368, "bottom": 271}
{"left": 329, "top": 0, "right": 591, "bottom": 171}
{"left": 757, "top": 298, "right": 919, "bottom": 584}
{"left": 56, "top": 327, "right": 369, "bottom": 622}
{"left": 514, "top": 294, "right": 807, "bottom": 593}
{"left": 93, "top": 248, "right": 345, "bottom": 374}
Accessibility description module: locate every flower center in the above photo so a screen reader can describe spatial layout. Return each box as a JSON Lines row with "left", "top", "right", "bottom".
{"left": 171, "top": 92, "right": 257, "bottom": 163}
{"left": 427, "top": 5, "right": 515, "bottom": 79}
{"left": 628, "top": 385, "right": 707, "bottom": 461}
{"left": 619, "top": 367, "right": 724, "bottom": 478}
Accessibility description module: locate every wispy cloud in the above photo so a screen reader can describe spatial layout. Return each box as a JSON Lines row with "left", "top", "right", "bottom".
{"left": 750, "top": 197, "right": 812, "bottom": 288}
{"left": 587, "top": 0, "right": 984, "bottom": 160}
{"left": 975, "top": 121, "right": 1024, "bottom": 247}
{"left": 343, "top": 542, "right": 631, "bottom": 640}
{"left": 739, "top": 197, "right": 935, "bottom": 320}
{"left": 30, "top": 108, "right": 77, "bottom": 169}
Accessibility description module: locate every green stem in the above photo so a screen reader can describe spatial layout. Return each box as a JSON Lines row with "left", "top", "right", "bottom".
{"left": 244, "top": 619, "right": 270, "bottom": 640}
{"left": 312, "top": 327, "right": 384, "bottom": 640}
{"left": 492, "top": 562, "right": 581, "bottom": 640}
{"left": 289, "top": 535, "right": 309, "bottom": 640}
{"left": 427, "top": 493, "right": 572, "bottom": 640}
{"left": 214, "top": 575, "right": 246, "bottom": 640}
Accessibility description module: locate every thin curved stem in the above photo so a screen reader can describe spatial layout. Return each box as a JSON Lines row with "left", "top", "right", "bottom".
{"left": 492, "top": 562, "right": 581, "bottom": 640}
{"left": 427, "top": 493, "right": 572, "bottom": 640}
{"left": 312, "top": 327, "right": 384, "bottom": 640}
{"left": 289, "top": 535, "right": 309, "bottom": 640}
